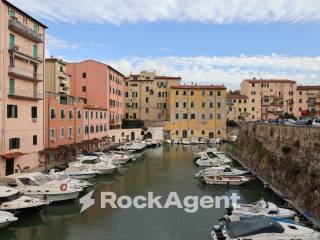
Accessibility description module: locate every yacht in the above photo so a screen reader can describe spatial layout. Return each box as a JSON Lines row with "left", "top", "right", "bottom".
{"left": 211, "top": 215, "right": 320, "bottom": 240}
{"left": 92, "top": 151, "right": 132, "bottom": 165}
{"left": 173, "top": 139, "right": 181, "bottom": 144}
{"left": 199, "top": 169, "right": 250, "bottom": 185}
{"left": 195, "top": 155, "right": 229, "bottom": 167}
{"left": 190, "top": 138, "right": 199, "bottom": 145}
{"left": 194, "top": 148, "right": 232, "bottom": 163}
{"left": 181, "top": 139, "right": 191, "bottom": 145}
{"left": 0, "top": 186, "right": 49, "bottom": 212}
{"left": 231, "top": 199, "right": 296, "bottom": 218}
{"left": 61, "top": 166, "right": 97, "bottom": 180}
{"left": 0, "top": 211, "right": 17, "bottom": 228}
{"left": 7, "top": 173, "right": 83, "bottom": 202}
{"left": 71, "top": 155, "right": 116, "bottom": 175}
{"left": 145, "top": 139, "right": 160, "bottom": 148}
{"left": 195, "top": 165, "right": 249, "bottom": 178}
{"left": 48, "top": 170, "right": 94, "bottom": 189}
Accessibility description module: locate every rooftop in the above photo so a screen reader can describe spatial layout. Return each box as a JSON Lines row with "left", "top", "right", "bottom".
{"left": 170, "top": 84, "right": 226, "bottom": 90}
{"left": 227, "top": 94, "right": 248, "bottom": 99}
{"left": 297, "top": 85, "right": 320, "bottom": 91}
{"left": 243, "top": 79, "right": 296, "bottom": 84}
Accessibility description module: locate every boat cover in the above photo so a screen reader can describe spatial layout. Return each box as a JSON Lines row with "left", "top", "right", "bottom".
{"left": 226, "top": 216, "right": 284, "bottom": 238}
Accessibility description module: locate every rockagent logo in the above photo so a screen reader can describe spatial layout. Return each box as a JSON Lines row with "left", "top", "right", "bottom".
{"left": 80, "top": 190, "right": 241, "bottom": 213}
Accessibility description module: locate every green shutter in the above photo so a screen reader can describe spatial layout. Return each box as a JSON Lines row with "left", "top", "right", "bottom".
{"left": 9, "top": 34, "right": 15, "bottom": 49}
{"left": 33, "top": 45, "right": 38, "bottom": 59}
{"left": 8, "top": 9, "right": 15, "bottom": 17}
{"left": 9, "top": 79, "right": 15, "bottom": 95}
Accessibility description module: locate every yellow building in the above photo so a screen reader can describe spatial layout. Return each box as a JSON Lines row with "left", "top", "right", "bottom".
{"left": 164, "top": 85, "right": 227, "bottom": 140}
{"left": 295, "top": 85, "right": 320, "bottom": 117}
{"left": 227, "top": 94, "right": 250, "bottom": 122}
{"left": 124, "top": 71, "right": 181, "bottom": 123}
{"left": 45, "top": 58, "right": 70, "bottom": 94}
{"left": 240, "top": 78, "right": 297, "bottom": 121}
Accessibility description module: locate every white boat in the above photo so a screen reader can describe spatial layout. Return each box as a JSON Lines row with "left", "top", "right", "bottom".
{"left": 211, "top": 215, "right": 320, "bottom": 240}
{"left": 199, "top": 169, "right": 250, "bottom": 185}
{"left": 92, "top": 151, "right": 132, "bottom": 165}
{"left": 231, "top": 199, "right": 296, "bottom": 218}
{"left": 166, "top": 139, "right": 172, "bottom": 144}
{"left": 48, "top": 170, "right": 94, "bottom": 189}
{"left": 71, "top": 155, "right": 116, "bottom": 175}
{"left": 195, "top": 155, "right": 229, "bottom": 167}
{"left": 7, "top": 173, "right": 82, "bottom": 203}
{"left": 62, "top": 166, "right": 97, "bottom": 180}
{"left": 0, "top": 211, "right": 17, "bottom": 228}
{"left": 195, "top": 165, "right": 249, "bottom": 178}
{"left": 0, "top": 186, "right": 49, "bottom": 212}
{"left": 145, "top": 139, "right": 160, "bottom": 148}
{"left": 181, "top": 139, "right": 191, "bottom": 145}
{"left": 190, "top": 137, "right": 199, "bottom": 145}
{"left": 172, "top": 139, "right": 181, "bottom": 144}
{"left": 194, "top": 148, "right": 232, "bottom": 163}
{"left": 230, "top": 135, "right": 238, "bottom": 142}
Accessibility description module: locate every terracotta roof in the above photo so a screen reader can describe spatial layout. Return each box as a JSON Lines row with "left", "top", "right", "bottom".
{"left": 227, "top": 94, "right": 248, "bottom": 99}
{"left": 243, "top": 79, "right": 296, "bottom": 84}
{"left": 2, "top": 152, "right": 24, "bottom": 159}
{"left": 154, "top": 76, "right": 181, "bottom": 80}
{"left": 124, "top": 75, "right": 181, "bottom": 80}
{"left": 170, "top": 85, "right": 226, "bottom": 90}
{"left": 297, "top": 85, "right": 320, "bottom": 90}
{"left": 2, "top": 0, "right": 48, "bottom": 28}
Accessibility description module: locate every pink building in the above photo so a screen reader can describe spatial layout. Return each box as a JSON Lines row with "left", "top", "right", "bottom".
{"left": 67, "top": 60, "right": 124, "bottom": 134}
{"left": 0, "top": 1, "right": 46, "bottom": 176}
{"left": 43, "top": 92, "right": 84, "bottom": 162}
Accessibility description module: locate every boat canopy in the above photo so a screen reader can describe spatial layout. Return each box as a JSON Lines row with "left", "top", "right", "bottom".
{"left": 226, "top": 216, "right": 284, "bottom": 238}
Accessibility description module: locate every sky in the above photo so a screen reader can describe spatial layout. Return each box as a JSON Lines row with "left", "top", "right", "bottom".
{"left": 10, "top": 0, "right": 320, "bottom": 89}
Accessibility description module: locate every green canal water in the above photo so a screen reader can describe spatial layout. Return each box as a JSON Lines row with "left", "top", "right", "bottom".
{"left": 2, "top": 144, "right": 283, "bottom": 240}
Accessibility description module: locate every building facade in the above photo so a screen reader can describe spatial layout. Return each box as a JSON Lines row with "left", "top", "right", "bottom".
{"left": 45, "top": 58, "right": 70, "bottom": 94}
{"left": 124, "top": 71, "right": 181, "bottom": 123}
{"left": 227, "top": 94, "right": 250, "bottom": 122}
{"left": 240, "top": 79, "right": 297, "bottom": 121}
{"left": 0, "top": 1, "right": 46, "bottom": 176}
{"left": 295, "top": 86, "right": 320, "bottom": 118}
{"left": 164, "top": 85, "right": 227, "bottom": 140}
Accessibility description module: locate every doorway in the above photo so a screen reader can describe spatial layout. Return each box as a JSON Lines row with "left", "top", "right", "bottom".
{"left": 182, "top": 130, "right": 187, "bottom": 138}
{"left": 5, "top": 158, "right": 14, "bottom": 176}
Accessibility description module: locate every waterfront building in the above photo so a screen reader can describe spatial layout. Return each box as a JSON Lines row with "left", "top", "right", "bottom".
{"left": 240, "top": 78, "right": 297, "bottom": 121}
{"left": 0, "top": 1, "right": 46, "bottom": 176}
{"left": 295, "top": 85, "right": 320, "bottom": 117}
{"left": 164, "top": 85, "right": 227, "bottom": 140}
{"left": 227, "top": 94, "right": 250, "bottom": 122}
{"left": 124, "top": 71, "right": 181, "bottom": 124}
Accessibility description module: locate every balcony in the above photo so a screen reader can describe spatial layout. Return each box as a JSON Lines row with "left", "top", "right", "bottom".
{"left": 9, "top": 45, "right": 43, "bottom": 63}
{"left": 58, "top": 85, "right": 69, "bottom": 93}
{"left": 8, "top": 17, "right": 43, "bottom": 43}
{"left": 59, "top": 77, "right": 68, "bottom": 85}
{"left": 8, "top": 66, "right": 43, "bottom": 82}
{"left": 8, "top": 88, "right": 43, "bottom": 101}
{"left": 58, "top": 71, "right": 68, "bottom": 79}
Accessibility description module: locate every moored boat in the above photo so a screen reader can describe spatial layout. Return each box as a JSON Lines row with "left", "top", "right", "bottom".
{"left": 0, "top": 211, "right": 17, "bottom": 228}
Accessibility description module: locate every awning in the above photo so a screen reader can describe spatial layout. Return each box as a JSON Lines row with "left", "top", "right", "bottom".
{"left": 2, "top": 152, "right": 24, "bottom": 159}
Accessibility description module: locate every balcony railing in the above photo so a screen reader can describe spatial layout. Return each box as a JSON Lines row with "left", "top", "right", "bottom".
{"left": 59, "top": 77, "right": 68, "bottom": 85}
{"left": 8, "top": 88, "right": 43, "bottom": 101}
{"left": 8, "top": 66, "right": 43, "bottom": 82}
{"left": 9, "top": 45, "right": 43, "bottom": 63}
{"left": 58, "top": 71, "right": 68, "bottom": 79}
{"left": 8, "top": 17, "right": 43, "bottom": 43}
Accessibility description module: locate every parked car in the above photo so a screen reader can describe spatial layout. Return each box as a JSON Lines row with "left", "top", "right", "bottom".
{"left": 284, "top": 119, "right": 296, "bottom": 125}
{"left": 313, "top": 118, "right": 320, "bottom": 127}
{"left": 296, "top": 118, "right": 312, "bottom": 125}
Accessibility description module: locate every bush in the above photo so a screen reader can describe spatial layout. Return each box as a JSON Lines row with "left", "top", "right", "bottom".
{"left": 281, "top": 145, "right": 291, "bottom": 154}
{"left": 122, "top": 119, "right": 144, "bottom": 129}
{"left": 227, "top": 119, "right": 238, "bottom": 127}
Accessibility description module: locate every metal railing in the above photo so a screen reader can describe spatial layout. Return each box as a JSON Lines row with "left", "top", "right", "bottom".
{"left": 9, "top": 45, "right": 43, "bottom": 62}
{"left": 8, "top": 66, "right": 43, "bottom": 81}
{"left": 9, "top": 16, "right": 43, "bottom": 43}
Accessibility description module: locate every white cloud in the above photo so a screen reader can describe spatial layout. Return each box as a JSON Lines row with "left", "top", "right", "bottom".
{"left": 46, "top": 34, "right": 79, "bottom": 50}
{"left": 106, "top": 55, "right": 320, "bottom": 90}
{"left": 9, "top": 0, "right": 320, "bottom": 25}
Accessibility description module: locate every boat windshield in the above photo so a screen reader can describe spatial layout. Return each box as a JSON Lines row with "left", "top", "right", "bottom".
{"left": 0, "top": 192, "right": 22, "bottom": 203}
{"left": 33, "top": 175, "right": 52, "bottom": 185}
{"left": 83, "top": 158, "right": 100, "bottom": 164}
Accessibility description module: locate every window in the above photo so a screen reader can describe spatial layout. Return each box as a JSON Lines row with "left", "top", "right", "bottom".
{"left": 8, "top": 9, "right": 15, "bottom": 17}
{"left": 191, "top": 113, "right": 195, "bottom": 119}
{"left": 68, "top": 127, "right": 72, "bottom": 138}
{"left": 77, "top": 126, "right": 81, "bottom": 135}
{"left": 50, "top": 109, "right": 56, "bottom": 119}
{"left": 82, "top": 72, "right": 86, "bottom": 78}
{"left": 217, "top": 91, "right": 221, "bottom": 96}
{"left": 9, "top": 33, "right": 15, "bottom": 49}
{"left": 175, "top": 114, "right": 179, "bottom": 119}
{"left": 146, "top": 97, "right": 149, "bottom": 103}
{"left": 183, "top": 91, "right": 187, "bottom": 96}
{"left": 31, "top": 106, "right": 37, "bottom": 118}
{"left": 202, "top": 114, "right": 205, "bottom": 119}
{"left": 100, "top": 112, "right": 103, "bottom": 119}
{"left": 60, "top": 109, "right": 65, "bottom": 119}
{"left": 202, "top": 91, "right": 205, "bottom": 96}
{"left": 183, "top": 114, "right": 188, "bottom": 119}
{"left": 217, "top": 114, "right": 221, "bottom": 119}
{"left": 210, "top": 91, "right": 213, "bottom": 96}
{"left": 69, "top": 110, "right": 73, "bottom": 119}
{"left": 183, "top": 102, "right": 187, "bottom": 108}
{"left": 82, "top": 86, "right": 86, "bottom": 92}
{"left": 60, "top": 128, "right": 65, "bottom": 138}
{"left": 202, "top": 102, "right": 205, "bottom": 108}
{"left": 176, "top": 90, "right": 179, "bottom": 96}
{"left": 175, "top": 102, "right": 179, "bottom": 108}
{"left": 210, "top": 102, "right": 213, "bottom": 108}
{"left": 7, "top": 105, "right": 18, "bottom": 118}
{"left": 191, "top": 102, "right": 194, "bottom": 108}
{"left": 252, "top": 99, "right": 255, "bottom": 103}
{"left": 96, "top": 125, "right": 99, "bottom": 132}
{"left": 90, "top": 125, "right": 94, "bottom": 133}
{"left": 145, "top": 107, "right": 149, "bottom": 113}
{"left": 50, "top": 128, "right": 56, "bottom": 139}
{"left": 133, "top": 113, "right": 137, "bottom": 119}
{"left": 252, "top": 107, "right": 255, "bottom": 111}
{"left": 96, "top": 112, "right": 98, "bottom": 119}
{"left": 299, "top": 99, "right": 302, "bottom": 103}
{"left": 190, "top": 91, "right": 194, "bottom": 96}
{"left": 33, "top": 24, "right": 39, "bottom": 32}
{"left": 33, "top": 45, "right": 38, "bottom": 59}
{"left": 91, "top": 111, "right": 93, "bottom": 119}
{"left": 78, "top": 111, "right": 81, "bottom": 119}
{"left": 9, "top": 78, "right": 14, "bottom": 95}
{"left": 146, "top": 86, "right": 149, "bottom": 92}
{"left": 33, "top": 135, "right": 37, "bottom": 145}
{"left": 217, "top": 102, "right": 221, "bottom": 108}
{"left": 9, "top": 138, "right": 20, "bottom": 150}
{"left": 210, "top": 113, "right": 213, "bottom": 119}
{"left": 163, "top": 103, "right": 167, "bottom": 109}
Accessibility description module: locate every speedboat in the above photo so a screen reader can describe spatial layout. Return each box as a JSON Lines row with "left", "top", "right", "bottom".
{"left": 231, "top": 199, "right": 296, "bottom": 218}
{"left": 194, "top": 148, "right": 232, "bottom": 163}
{"left": 0, "top": 211, "right": 17, "bottom": 228}
{"left": 200, "top": 175, "right": 250, "bottom": 185}
{"left": 48, "top": 170, "right": 94, "bottom": 189}
{"left": 190, "top": 137, "right": 199, "bottom": 145}
{"left": 195, "top": 165, "right": 249, "bottom": 178}
{"left": 92, "top": 151, "right": 132, "bottom": 165}
{"left": 173, "top": 139, "right": 181, "bottom": 144}
{"left": 61, "top": 166, "right": 97, "bottom": 180}
{"left": 181, "top": 139, "right": 191, "bottom": 145}
{"left": 145, "top": 139, "right": 160, "bottom": 148}
{"left": 195, "top": 155, "right": 229, "bottom": 167}
{"left": 0, "top": 186, "right": 49, "bottom": 212}
{"left": 6, "top": 172, "right": 83, "bottom": 203}
{"left": 211, "top": 215, "right": 320, "bottom": 240}
{"left": 71, "top": 155, "right": 116, "bottom": 175}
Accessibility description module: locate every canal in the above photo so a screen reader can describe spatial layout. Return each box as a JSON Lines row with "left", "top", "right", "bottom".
{"left": 2, "top": 144, "right": 283, "bottom": 240}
